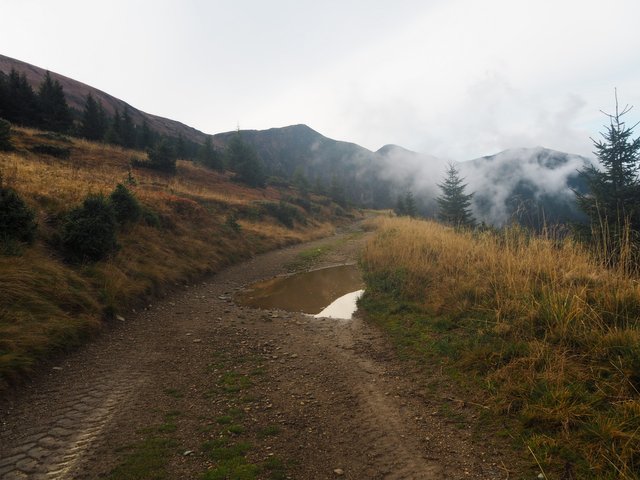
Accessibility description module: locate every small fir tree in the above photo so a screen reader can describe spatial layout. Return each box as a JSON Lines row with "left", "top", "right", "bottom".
{"left": 79, "top": 93, "right": 107, "bottom": 141}
{"left": 120, "top": 106, "right": 137, "bottom": 149}
{"left": 147, "top": 138, "right": 177, "bottom": 173}
{"left": 0, "top": 118, "right": 13, "bottom": 151}
{"left": 226, "top": 132, "right": 265, "bottom": 187}
{"left": 38, "top": 71, "right": 72, "bottom": 132}
{"left": 62, "top": 194, "right": 118, "bottom": 262}
{"left": 576, "top": 93, "right": 640, "bottom": 232}
{"left": 197, "top": 136, "right": 223, "bottom": 171}
{"left": 437, "top": 163, "right": 475, "bottom": 227}
{"left": 404, "top": 190, "right": 417, "bottom": 217}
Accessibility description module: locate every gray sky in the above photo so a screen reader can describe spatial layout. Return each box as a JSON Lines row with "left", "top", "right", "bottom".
{"left": 3, "top": 0, "right": 639, "bottom": 160}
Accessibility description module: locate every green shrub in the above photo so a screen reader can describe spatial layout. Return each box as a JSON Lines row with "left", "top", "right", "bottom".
{"left": 61, "top": 194, "right": 117, "bottom": 262}
{"left": 225, "top": 214, "right": 241, "bottom": 232}
{"left": 0, "top": 118, "right": 13, "bottom": 151}
{"left": 141, "top": 207, "right": 161, "bottom": 228}
{"left": 0, "top": 187, "right": 37, "bottom": 244}
{"left": 109, "top": 183, "right": 141, "bottom": 225}
{"left": 259, "top": 201, "right": 306, "bottom": 228}
{"left": 29, "top": 144, "right": 71, "bottom": 159}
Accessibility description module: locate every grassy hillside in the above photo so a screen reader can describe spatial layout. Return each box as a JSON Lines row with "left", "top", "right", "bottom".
{"left": 360, "top": 217, "right": 640, "bottom": 479}
{"left": 0, "top": 127, "right": 351, "bottom": 389}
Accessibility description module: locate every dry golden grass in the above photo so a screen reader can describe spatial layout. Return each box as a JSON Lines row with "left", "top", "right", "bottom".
{"left": 0, "top": 127, "right": 344, "bottom": 388}
{"left": 360, "top": 216, "right": 640, "bottom": 479}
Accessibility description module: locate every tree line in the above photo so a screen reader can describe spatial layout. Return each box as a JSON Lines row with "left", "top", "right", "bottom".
{"left": 0, "top": 68, "right": 203, "bottom": 159}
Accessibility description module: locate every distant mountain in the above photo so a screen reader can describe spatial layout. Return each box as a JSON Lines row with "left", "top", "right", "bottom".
{"left": 459, "top": 147, "right": 591, "bottom": 227}
{"left": 215, "top": 126, "right": 592, "bottom": 226}
{"left": 0, "top": 54, "right": 207, "bottom": 144}
{"left": 213, "top": 125, "right": 393, "bottom": 207}
{"left": 0, "top": 54, "right": 593, "bottom": 226}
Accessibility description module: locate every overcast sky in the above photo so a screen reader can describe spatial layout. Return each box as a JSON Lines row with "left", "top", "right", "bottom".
{"left": 3, "top": 0, "right": 639, "bottom": 160}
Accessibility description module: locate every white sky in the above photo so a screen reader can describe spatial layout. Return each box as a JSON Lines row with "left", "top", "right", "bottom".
{"left": 3, "top": 0, "right": 639, "bottom": 160}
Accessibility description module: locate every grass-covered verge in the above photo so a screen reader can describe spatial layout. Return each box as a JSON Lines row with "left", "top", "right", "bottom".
{"left": 0, "top": 126, "right": 351, "bottom": 389}
{"left": 359, "top": 216, "right": 640, "bottom": 479}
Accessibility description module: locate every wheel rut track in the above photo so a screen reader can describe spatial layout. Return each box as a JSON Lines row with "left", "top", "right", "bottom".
{"left": 1, "top": 228, "right": 518, "bottom": 479}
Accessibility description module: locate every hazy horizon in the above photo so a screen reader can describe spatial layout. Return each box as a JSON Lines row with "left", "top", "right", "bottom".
{"left": 2, "top": 0, "right": 639, "bottom": 161}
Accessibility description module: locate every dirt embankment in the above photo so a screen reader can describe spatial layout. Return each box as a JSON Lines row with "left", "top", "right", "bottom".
{"left": 0, "top": 227, "right": 521, "bottom": 479}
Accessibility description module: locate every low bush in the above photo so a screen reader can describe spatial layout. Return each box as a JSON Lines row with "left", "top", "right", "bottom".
{"left": 259, "top": 201, "right": 306, "bottom": 228}
{"left": 61, "top": 194, "right": 118, "bottom": 262}
{"left": 0, "top": 118, "right": 13, "bottom": 151}
{"left": 29, "top": 144, "right": 71, "bottom": 159}
{"left": 109, "top": 183, "right": 141, "bottom": 226}
{"left": 0, "top": 187, "right": 37, "bottom": 245}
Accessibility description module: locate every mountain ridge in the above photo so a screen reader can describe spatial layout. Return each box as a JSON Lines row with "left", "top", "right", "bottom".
{"left": 0, "top": 54, "right": 207, "bottom": 144}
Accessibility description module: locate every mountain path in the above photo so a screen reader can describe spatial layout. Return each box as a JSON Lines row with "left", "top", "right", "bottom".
{"left": 0, "top": 226, "right": 519, "bottom": 479}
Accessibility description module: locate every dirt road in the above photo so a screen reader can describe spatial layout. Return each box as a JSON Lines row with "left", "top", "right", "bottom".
{"left": 0, "top": 227, "right": 518, "bottom": 479}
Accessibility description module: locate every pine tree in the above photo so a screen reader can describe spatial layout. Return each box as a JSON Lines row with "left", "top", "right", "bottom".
{"left": 105, "top": 108, "right": 122, "bottom": 145}
{"left": 137, "top": 119, "right": 155, "bottom": 150}
{"left": 226, "top": 132, "right": 265, "bottom": 187}
{"left": 404, "top": 190, "right": 417, "bottom": 217}
{"left": 0, "top": 118, "right": 13, "bottom": 151}
{"left": 576, "top": 93, "right": 640, "bottom": 231}
{"left": 437, "top": 163, "right": 475, "bottom": 227}
{"left": 79, "top": 93, "right": 107, "bottom": 140}
{"left": 120, "top": 106, "right": 136, "bottom": 148}
{"left": 395, "top": 195, "right": 406, "bottom": 216}
{"left": 147, "top": 138, "right": 177, "bottom": 173}
{"left": 197, "top": 136, "right": 223, "bottom": 171}
{"left": 38, "top": 71, "right": 72, "bottom": 132}
{"left": 329, "top": 174, "right": 346, "bottom": 207}
{"left": 4, "top": 69, "right": 38, "bottom": 126}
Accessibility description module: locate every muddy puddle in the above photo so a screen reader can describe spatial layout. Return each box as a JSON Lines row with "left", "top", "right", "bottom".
{"left": 236, "top": 264, "right": 364, "bottom": 319}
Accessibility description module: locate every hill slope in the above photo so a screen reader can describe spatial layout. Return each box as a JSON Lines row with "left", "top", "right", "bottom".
{"left": 0, "top": 54, "right": 207, "bottom": 144}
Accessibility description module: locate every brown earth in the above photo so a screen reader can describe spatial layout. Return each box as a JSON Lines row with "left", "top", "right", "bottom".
{"left": 0, "top": 226, "right": 524, "bottom": 479}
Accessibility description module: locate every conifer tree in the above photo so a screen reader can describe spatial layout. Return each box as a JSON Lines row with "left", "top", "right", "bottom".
{"left": 404, "top": 190, "right": 417, "bottom": 217}
{"left": 197, "top": 136, "right": 223, "bottom": 171}
{"left": 147, "top": 138, "right": 177, "bottom": 173}
{"left": 395, "top": 195, "right": 406, "bottom": 216}
{"left": 120, "top": 106, "right": 136, "bottom": 148}
{"left": 137, "top": 119, "right": 155, "bottom": 150}
{"left": 576, "top": 94, "right": 640, "bottom": 232}
{"left": 79, "top": 93, "right": 107, "bottom": 141}
{"left": 105, "top": 108, "right": 122, "bottom": 145}
{"left": 3, "top": 69, "right": 38, "bottom": 126}
{"left": 437, "top": 163, "right": 475, "bottom": 227}
{"left": 226, "top": 132, "right": 266, "bottom": 187}
{"left": 0, "top": 118, "right": 13, "bottom": 151}
{"left": 38, "top": 71, "right": 72, "bottom": 132}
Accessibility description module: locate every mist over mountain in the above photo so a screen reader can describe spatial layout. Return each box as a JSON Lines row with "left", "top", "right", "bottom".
{"left": 460, "top": 147, "right": 590, "bottom": 227}
{"left": 214, "top": 126, "right": 592, "bottom": 227}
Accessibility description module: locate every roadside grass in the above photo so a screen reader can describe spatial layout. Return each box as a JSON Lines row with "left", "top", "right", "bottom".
{"left": 360, "top": 216, "right": 640, "bottom": 479}
{"left": 0, "top": 126, "right": 346, "bottom": 388}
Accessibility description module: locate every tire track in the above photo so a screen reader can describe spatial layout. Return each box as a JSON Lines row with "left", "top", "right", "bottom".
{"left": 0, "top": 372, "right": 143, "bottom": 479}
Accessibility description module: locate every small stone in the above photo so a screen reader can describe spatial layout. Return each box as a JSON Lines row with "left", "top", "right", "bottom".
{"left": 116, "top": 315, "right": 125, "bottom": 322}
{"left": 186, "top": 333, "right": 192, "bottom": 336}
{"left": 537, "top": 475, "right": 545, "bottom": 479}
{"left": 52, "top": 366, "right": 63, "bottom": 371}
{"left": 193, "top": 339, "right": 202, "bottom": 343}
{"left": 183, "top": 450, "right": 194, "bottom": 456}
{"left": 333, "top": 468, "right": 344, "bottom": 476}
{"left": 290, "top": 354, "right": 298, "bottom": 358}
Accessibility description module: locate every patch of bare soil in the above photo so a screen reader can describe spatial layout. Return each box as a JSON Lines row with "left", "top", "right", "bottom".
{"left": 0, "top": 226, "right": 525, "bottom": 479}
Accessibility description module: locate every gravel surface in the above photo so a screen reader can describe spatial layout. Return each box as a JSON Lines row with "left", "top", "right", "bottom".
{"left": 0, "top": 226, "right": 522, "bottom": 479}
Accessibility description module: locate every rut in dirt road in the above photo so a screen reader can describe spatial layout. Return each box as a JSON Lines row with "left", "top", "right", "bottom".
{"left": 0, "top": 230, "right": 515, "bottom": 479}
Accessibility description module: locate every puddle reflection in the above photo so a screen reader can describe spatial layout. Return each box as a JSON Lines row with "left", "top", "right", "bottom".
{"left": 236, "top": 264, "right": 364, "bottom": 317}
